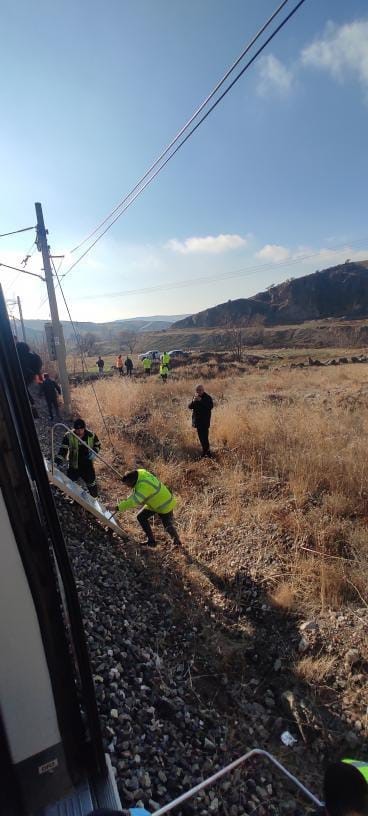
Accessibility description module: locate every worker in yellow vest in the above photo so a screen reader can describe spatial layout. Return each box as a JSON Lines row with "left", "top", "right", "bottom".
{"left": 114, "top": 468, "right": 181, "bottom": 547}
{"left": 142, "top": 357, "right": 152, "bottom": 376}
{"left": 161, "top": 351, "right": 170, "bottom": 367}
{"left": 324, "top": 759, "right": 368, "bottom": 816}
{"left": 55, "top": 418, "right": 100, "bottom": 497}
{"left": 159, "top": 362, "right": 169, "bottom": 383}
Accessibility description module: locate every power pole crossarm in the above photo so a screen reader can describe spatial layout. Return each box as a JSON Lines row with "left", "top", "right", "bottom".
{"left": 35, "top": 202, "right": 71, "bottom": 415}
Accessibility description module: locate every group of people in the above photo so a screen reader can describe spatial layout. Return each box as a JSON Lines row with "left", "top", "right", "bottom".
{"left": 96, "top": 355, "right": 134, "bottom": 376}
{"left": 96, "top": 352, "right": 171, "bottom": 382}
{"left": 142, "top": 351, "right": 170, "bottom": 382}
{"left": 53, "top": 383, "right": 213, "bottom": 547}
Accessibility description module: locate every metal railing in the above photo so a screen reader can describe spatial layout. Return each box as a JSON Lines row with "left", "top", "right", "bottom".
{"left": 153, "top": 748, "right": 323, "bottom": 816}
{"left": 51, "top": 422, "right": 124, "bottom": 481}
{"left": 50, "top": 423, "right": 125, "bottom": 519}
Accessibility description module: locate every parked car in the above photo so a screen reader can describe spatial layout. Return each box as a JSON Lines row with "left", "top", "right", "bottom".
{"left": 138, "top": 349, "right": 161, "bottom": 360}
{"left": 167, "top": 349, "right": 189, "bottom": 358}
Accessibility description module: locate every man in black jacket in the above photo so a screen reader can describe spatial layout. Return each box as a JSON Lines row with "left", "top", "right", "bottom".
{"left": 40, "top": 373, "right": 61, "bottom": 420}
{"left": 55, "top": 418, "right": 101, "bottom": 497}
{"left": 16, "top": 341, "right": 43, "bottom": 418}
{"left": 188, "top": 384, "right": 213, "bottom": 457}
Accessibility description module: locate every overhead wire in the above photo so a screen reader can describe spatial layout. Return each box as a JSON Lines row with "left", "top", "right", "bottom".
{"left": 71, "top": 237, "right": 368, "bottom": 302}
{"left": 51, "top": 258, "right": 114, "bottom": 446}
{"left": 61, "top": 0, "right": 308, "bottom": 283}
{"left": 69, "top": 0, "right": 291, "bottom": 256}
{"left": 0, "top": 261, "right": 45, "bottom": 281}
{"left": 0, "top": 225, "right": 35, "bottom": 239}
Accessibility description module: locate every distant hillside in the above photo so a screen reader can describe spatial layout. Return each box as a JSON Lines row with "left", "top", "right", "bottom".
{"left": 20, "top": 314, "right": 189, "bottom": 341}
{"left": 175, "top": 261, "right": 368, "bottom": 328}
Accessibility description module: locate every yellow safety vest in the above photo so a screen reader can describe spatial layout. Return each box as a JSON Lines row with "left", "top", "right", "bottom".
{"left": 343, "top": 759, "right": 368, "bottom": 783}
{"left": 143, "top": 358, "right": 152, "bottom": 369}
{"left": 162, "top": 352, "right": 170, "bottom": 365}
{"left": 69, "top": 432, "right": 96, "bottom": 469}
{"left": 160, "top": 364, "right": 168, "bottom": 376}
{"left": 117, "top": 468, "right": 176, "bottom": 514}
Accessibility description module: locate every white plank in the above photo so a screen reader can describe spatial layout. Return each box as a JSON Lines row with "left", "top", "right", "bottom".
{"left": 44, "top": 459, "right": 125, "bottom": 539}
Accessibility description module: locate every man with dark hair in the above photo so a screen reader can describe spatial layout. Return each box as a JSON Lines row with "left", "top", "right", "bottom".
{"left": 188, "top": 384, "right": 213, "bottom": 457}
{"left": 55, "top": 418, "right": 101, "bottom": 497}
{"left": 114, "top": 468, "right": 181, "bottom": 547}
{"left": 96, "top": 356, "right": 105, "bottom": 376}
{"left": 324, "top": 760, "right": 368, "bottom": 816}
{"left": 125, "top": 356, "right": 133, "bottom": 376}
{"left": 16, "top": 340, "right": 43, "bottom": 418}
{"left": 40, "top": 373, "right": 61, "bottom": 420}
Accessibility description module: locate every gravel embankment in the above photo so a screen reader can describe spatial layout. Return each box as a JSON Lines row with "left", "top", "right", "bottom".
{"left": 34, "top": 399, "right": 367, "bottom": 815}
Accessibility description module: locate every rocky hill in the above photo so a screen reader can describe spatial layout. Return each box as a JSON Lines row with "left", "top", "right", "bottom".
{"left": 175, "top": 261, "right": 368, "bottom": 328}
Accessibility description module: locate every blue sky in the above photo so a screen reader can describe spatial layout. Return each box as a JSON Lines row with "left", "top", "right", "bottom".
{"left": 1, "top": 0, "right": 368, "bottom": 321}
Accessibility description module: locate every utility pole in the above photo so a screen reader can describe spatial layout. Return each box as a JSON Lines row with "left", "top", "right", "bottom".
{"left": 11, "top": 315, "right": 18, "bottom": 340}
{"left": 35, "top": 202, "right": 71, "bottom": 415}
{"left": 17, "top": 296, "right": 26, "bottom": 342}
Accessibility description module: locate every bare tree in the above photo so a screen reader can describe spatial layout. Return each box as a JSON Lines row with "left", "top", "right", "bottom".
{"left": 224, "top": 321, "right": 244, "bottom": 361}
{"left": 79, "top": 331, "right": 98, "bottom": 356}
{"left": 117, "top": 330, "right": 139, "bottom": 354}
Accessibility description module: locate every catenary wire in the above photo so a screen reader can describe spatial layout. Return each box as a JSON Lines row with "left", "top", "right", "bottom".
{"left": 0, "top": 261, "right": 45, "bottom": 281}
{"left": 69, "top": 0, "right": 291, "bottom": 255}
{"left": 51, "top": 258, "right": 113, "bottom": 445}
{"left": 0, "top": 225, "right": 35, "bottom": 239}
{"left": 61, "top": 0, "right": 308, "bottom": 282}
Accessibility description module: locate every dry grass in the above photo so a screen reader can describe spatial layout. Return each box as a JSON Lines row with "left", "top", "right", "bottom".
{"left": 296, "top": 655, "right": 337, "bottom": 683}
{"left": 75, "top": 362, "right": 368, "bottom": 614}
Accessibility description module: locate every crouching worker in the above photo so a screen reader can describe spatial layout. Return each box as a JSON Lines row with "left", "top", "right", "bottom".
{"left": 55, "top": 418, "right": 100, "bottom": 497}
{"left": 115, "top": 469, "right": 181, "bottom": 547}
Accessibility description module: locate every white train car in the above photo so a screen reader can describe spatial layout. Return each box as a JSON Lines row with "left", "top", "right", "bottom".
{"left": 0, "top": 285, "right": 121, "bottom": 815}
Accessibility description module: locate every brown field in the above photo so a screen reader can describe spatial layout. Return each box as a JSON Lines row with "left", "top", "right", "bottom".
{"left": 75, "top": 360, "right": 368, "bottom": 616}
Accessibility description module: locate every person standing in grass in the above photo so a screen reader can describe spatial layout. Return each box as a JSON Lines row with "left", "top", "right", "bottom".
{"left": 159, "top": 362, "right": 169, "bottom": 383}
{"left": 142, "top": 356, "right": 152, "bottom": 376}
{"left": 116, "top": 354, "right": 124, "bottom": 376}
{"left": 188, "top": 384, "right": 213, "bottom": 457}
{"left": 125, "top": 356, "right": 133, "bottom": 376}
{"left": 114, "top": 468, "right": 181, "bottom": 547}
{"left": 96, "top": 356, "right": 105, "bottom": 376}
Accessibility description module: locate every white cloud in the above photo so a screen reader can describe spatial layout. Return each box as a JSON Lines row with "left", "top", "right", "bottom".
{"left": 255, "top": 243, "right": 368, "bottom": 270}
{"left": 257, "top": 54, "right": 294, "bottom": 97}
{"left": 165, "top": 234, "right": 247, "bottom": 255}
{"left": 301, "top": 19, "right": 368, "bottom": 90}
{"left": 256, "top": 244, "right": 291, "bottom": 263}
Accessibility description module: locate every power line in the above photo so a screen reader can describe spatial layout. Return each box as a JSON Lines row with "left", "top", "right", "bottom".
{"left": 0, "top": 225, "right": 35, "bottom": 239}
{"left": 61, "top": 0, "right": 308, "bottom": 282}
{"left": 0, "top": 261, "right": 45, "bottom": 281}
{"left": 70, "top": 238, "right": 368, "bottom": 302}
{"left": 70, "top": 0, "right": 291, "bottom": 256}
{"left": 51, "top": 259, "right": 113, "bottom": 445}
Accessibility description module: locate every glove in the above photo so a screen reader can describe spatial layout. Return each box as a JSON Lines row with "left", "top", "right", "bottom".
{"left": 88, "top": 450, "right": 97, "bottom": 461}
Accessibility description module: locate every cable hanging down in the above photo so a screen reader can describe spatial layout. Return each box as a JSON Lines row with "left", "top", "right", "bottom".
{"left": 51, "top": 258, "right": 113, "bottom": 446}
{"left": 61, "top": 0, "right": 308, "bottom": 283}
